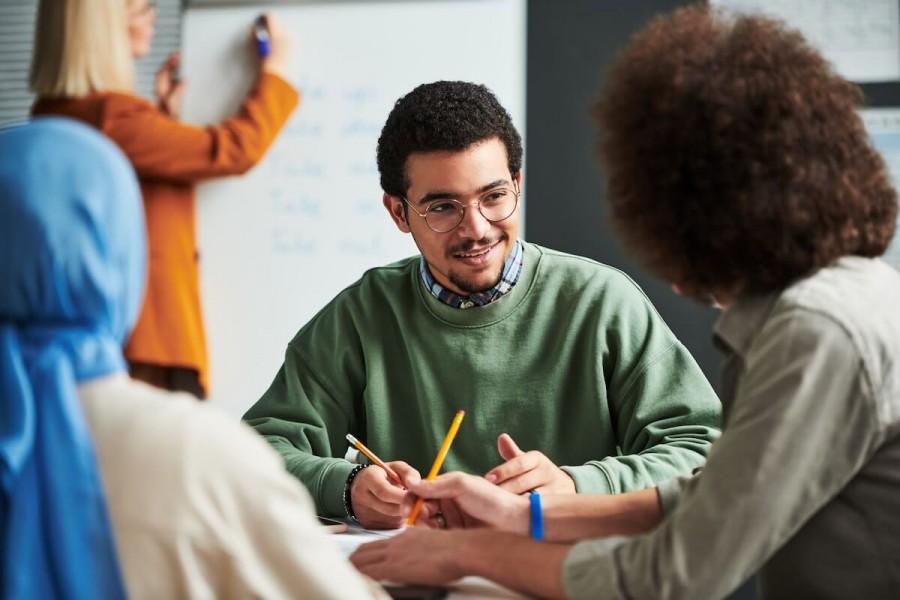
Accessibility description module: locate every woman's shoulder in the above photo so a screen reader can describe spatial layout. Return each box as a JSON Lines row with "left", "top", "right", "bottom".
{"left": 96, "top": 92, "right": 162, "bottom": 126}
{"left": 79, "top": 374, "right": 284, "bottom": 476}
{"left": 33, "top": 92, "right": 158, "bottom": 129}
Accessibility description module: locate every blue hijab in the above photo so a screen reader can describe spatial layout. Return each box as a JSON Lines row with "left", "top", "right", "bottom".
{"left": 0, "top": 118, "right": 145, "bottom": 598}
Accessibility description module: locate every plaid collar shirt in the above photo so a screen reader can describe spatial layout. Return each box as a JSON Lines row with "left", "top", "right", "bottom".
{"left": 419, "top": 239, "right": 524, "bottom": 309}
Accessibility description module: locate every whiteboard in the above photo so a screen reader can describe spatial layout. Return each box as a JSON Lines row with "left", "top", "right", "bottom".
{"left": 180, "top": 0, "right": 526, "bottom": 417}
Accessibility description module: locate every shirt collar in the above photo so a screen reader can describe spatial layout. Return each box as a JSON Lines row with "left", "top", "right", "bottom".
{"left": 419, "top": 239, "right": 524, "bottom": 309}
{"left": 712, "top": 291, "right": 780, "bottom": 357}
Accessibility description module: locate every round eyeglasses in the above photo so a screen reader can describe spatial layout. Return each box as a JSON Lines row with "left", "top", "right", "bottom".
{"left": 400, "top": 185, "right": 520, "bottom": 233}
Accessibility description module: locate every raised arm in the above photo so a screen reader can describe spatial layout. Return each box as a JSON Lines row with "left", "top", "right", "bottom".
{"left": 104, "top": 14, "right": 298, "bottom": 183}
{"left": 102, "top": 71, "right": 298, "bottom": 183}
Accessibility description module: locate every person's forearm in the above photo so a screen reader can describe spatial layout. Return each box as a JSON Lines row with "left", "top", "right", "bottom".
{"left": 542, "top": 488, "right": 663, "bottom": 543}
{"left": 458, "top": 531, "right": 570, "bottom": 599}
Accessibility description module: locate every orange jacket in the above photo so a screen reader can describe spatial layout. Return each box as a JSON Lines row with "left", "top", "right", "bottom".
{"left": 33, "top": 73, "right": 299, "bottom": 395}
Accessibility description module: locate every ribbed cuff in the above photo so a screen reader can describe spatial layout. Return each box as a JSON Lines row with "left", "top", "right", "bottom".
{"left": 657, "top": 474, "right": 693, "bottom": 517}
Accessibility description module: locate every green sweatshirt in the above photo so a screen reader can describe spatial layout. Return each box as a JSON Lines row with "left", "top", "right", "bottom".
{"left": 244, "top": 242, "right": 721, "bottom": 516}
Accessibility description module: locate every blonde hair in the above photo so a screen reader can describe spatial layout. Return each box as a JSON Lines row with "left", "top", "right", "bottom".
{"left": 30, "top": 0, "right": 135, "bottom": 97}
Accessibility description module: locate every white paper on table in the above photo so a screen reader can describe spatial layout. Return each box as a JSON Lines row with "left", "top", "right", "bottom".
{"left": 333, "top": 523, "right": 404, "bottom": 557}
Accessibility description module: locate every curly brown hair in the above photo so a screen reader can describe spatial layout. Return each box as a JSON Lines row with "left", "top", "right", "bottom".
{"left": 593, "top": 4, "right": 898, "bottom": 298}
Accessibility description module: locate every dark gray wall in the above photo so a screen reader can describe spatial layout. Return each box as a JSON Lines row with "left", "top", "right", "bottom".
{"left": 526, "top": 0, "right": 720, "bottom": 387}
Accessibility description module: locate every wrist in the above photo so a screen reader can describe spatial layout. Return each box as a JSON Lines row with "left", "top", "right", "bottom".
{"left": 158, "top": 99, "right": 176, "bottom": 117}
{"left": 261, "top": 62, "right": 289, "bottom": 81}
{"left": 455, "top": 531, "right": 492, "bottom": 577}
{"left": 342, "top": 464, "right": 369, "bottom": 522}
{"left": 529, "top": 492, "right": 544, "bottom": 541}
{"left": 505, "top": 494, "right": 531, "bottom": 536}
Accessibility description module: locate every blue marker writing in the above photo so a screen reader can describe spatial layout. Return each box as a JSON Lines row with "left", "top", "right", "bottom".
{"left": 254, "top": 15, "right": 270, "bottom": 58}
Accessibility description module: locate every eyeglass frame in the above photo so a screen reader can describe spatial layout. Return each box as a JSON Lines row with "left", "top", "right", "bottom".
{"left": 398, "top": 181, "right": 522, "bottom": 233}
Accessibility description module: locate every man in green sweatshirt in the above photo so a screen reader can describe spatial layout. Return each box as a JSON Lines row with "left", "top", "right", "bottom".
{"left": 243, "top": 81, "right": 721, "bottom": 529}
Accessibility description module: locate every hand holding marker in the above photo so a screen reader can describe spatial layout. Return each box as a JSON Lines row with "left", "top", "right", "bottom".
{"left": 250, "top": 14, "right": 291, "bottom": 80}
{"left": 254, "top": 15, "right": 270, "bottom": 58}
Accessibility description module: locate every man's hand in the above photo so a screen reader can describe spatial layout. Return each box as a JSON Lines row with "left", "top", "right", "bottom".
{"left": 484, "top": 433, "right": 576, "bottom": 494}
{"left": 154, "top": 51, "right": 185, "bottom": 117}
{"left": 350, "top": 461, "right": 418, "bottom": 529}
{"left": 351, "top": 528, "right": 469, "bottom": 586}
{"left": 351, "top": 528, "right": 571, "bottom": 600}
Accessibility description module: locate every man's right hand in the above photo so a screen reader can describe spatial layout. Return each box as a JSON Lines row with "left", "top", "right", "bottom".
{"left": 350, "top": 461, "right": 419, "bottom": 529}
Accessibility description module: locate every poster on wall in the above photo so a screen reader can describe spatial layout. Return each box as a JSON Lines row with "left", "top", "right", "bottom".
{"left": 862, "top": 108, "right": 900, "bottom": 270}
{"left": 711, "top": 0, "right": 900, "bottom": 83}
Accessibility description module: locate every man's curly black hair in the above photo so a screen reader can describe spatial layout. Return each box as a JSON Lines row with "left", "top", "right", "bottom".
{"left": 377, "top": 81, "right": 523, "bottom": 197}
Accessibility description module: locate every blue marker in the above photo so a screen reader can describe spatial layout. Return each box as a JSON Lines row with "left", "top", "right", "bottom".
{"left": 254, "top": 15, "right": 270, "bottom": 58}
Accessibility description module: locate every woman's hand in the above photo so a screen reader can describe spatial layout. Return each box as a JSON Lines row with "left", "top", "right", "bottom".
{"left": 154, "top": 51, "right": 185, "bottom": 117}
{"left": 254, "top": 14, "right": 292, "bottom": 80}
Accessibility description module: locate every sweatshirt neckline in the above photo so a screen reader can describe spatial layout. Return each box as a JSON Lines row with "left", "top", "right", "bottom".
{"left": 415, "top": 240, "right": 541, "bottom": 328}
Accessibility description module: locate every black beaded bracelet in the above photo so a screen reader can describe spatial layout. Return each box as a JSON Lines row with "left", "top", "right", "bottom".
{"left": 342, "top": 463, "right": 369, "bottom": 522}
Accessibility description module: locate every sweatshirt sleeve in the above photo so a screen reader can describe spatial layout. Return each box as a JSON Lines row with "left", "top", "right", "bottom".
{"left": 102, "top": 72, "right": 299, "bottom": 183}
{"left": 657, "top": 474, "right": 693, "bottom": 516}
{"left": 243, "top": 338, "right": 359, "bottom": 517}
{"left": 561, "top": 277, "right": 722, "bottom": 493}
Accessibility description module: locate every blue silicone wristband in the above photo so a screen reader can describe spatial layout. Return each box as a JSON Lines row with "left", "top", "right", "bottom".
{"left": 530, "top": 491, "right": 544, "bottom": 541}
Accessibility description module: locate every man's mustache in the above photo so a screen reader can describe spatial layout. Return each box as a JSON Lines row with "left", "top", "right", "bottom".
{"left": 446, "top": 233, "right": 507, "bottom": 256}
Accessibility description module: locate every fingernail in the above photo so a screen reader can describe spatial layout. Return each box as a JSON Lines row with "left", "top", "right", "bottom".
{"left": 485, "top": 473, "right": 497, "bottom": 483}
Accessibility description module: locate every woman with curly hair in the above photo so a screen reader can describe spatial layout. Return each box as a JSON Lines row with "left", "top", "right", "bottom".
{"left": 349, "top": 5, "right": 900, "bottom": 599}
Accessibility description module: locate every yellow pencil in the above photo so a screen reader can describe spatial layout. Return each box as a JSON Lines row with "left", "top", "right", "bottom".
{"left": 407, "top": 409, "right": 466, "bottom": 526}
{"left": 345, "top": 433, "right": 403, "bottom": 486}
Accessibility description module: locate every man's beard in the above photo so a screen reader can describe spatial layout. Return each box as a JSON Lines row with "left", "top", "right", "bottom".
{"left": 445, "top": 233, "right": 508, "bottom": 294}
{"left": 448, "top": 269, "right": 504, "bottom": 294}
